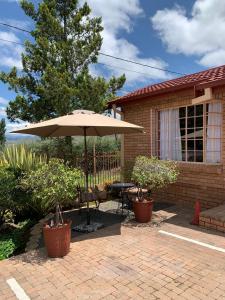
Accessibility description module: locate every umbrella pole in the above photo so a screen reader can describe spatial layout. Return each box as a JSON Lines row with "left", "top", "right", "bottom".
{"left": 84, "top": 127, "right": 90, "bottom": 225}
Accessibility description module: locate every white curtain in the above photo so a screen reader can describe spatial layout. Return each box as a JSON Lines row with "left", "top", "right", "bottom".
{"left": 160, "top": 108, "right": 182, "bottom": 161}
{"left": 206, "top": 102, "right": 222, "bottom": 163}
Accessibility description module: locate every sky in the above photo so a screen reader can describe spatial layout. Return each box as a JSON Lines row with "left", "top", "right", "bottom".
{"left": 0, "top": 0, "right": 225, "bottom": 138}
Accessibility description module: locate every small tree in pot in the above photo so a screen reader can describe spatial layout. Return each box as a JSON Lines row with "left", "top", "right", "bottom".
{"left": 21, "top": 159, "right": 82, "bottom": 257}
{"left": 132, "top": 156, "right": 179, "bottom": 223}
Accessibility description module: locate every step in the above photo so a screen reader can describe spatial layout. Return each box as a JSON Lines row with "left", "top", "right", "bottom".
{"left": 200, "top": 204, "right": 225, "bottom": 232}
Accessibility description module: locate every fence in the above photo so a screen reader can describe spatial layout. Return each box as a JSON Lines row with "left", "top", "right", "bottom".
{"left": 72, "top": 152, "right": 121, "bottom": 187}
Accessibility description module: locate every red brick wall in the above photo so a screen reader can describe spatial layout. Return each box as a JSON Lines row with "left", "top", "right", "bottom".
{"left": 121, "top": 86, "right": 225, "bottom": 209}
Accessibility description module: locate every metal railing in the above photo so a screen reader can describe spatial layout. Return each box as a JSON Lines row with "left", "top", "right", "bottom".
{"left": 72, "top": 152, "right": 121, "bottom": 187}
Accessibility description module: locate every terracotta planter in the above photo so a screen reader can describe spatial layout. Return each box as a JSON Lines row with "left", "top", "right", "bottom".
{"left": 133, "top": 199, "right": 153, "bottom": 223}
{"left": 43, "top": 220, "right": 71, "bottom": 258}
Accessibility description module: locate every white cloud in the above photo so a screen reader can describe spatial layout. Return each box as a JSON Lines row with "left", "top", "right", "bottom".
{"left": 0, "top": 31, "right": 23, "bottom": 68}
{"left": 87, "top": 0, "right": 170, "bottom": 84}
{"left": 0, "top": 106, "right": 6, "bottom": 117}
{"left": 0, "top": 97, "right": 9, "bottom": 105}
{"left": 151, "top": 0, "right": 225, "bottom": 67}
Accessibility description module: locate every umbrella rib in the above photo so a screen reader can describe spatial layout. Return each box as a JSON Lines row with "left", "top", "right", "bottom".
{"left": 46, "top": 125, "right": 59, "bottom": 137}
{"left": 94, "top": 126, "right": 101, "bottom": 137}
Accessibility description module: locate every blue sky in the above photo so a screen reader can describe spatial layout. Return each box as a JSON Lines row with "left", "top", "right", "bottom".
{"left": 0, "top": 0, "right": 224, "bottom": 136}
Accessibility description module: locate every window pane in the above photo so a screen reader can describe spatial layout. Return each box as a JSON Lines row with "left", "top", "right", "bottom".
{"left": 181, "top": 140, "right": 186, "bottom": 151}
{"left": 187, "top": 151, "right": 195, "bottom": 161}
{"left": 196, "top": 151, "right": 203, "bottom": 162}
{"left": 195, "top": 140, "right": 203, "bottom": 151}
{"left": 187, "top": 128, "right": 195, "bottom": 139}
{"left": 196, "top": 105, "right": 203, "bottom": 116}
{"left": 188, "top": 106, "right": 194, "bottom": 117}
{"left": 180, "top": 129, "right": 186, "bottom": 139}
{"left": 187, "top": 117, "right": 194, "bottom": 128}
{"left": 195, "top": 128, "right": 203, "bottom": 139}
{"left": 182, "top": 151, "right": 186, "bottom": 161}
{"left": 187, "top": 140, "right": 194, "bottom": 150}
{"left": 180, "top": 118, "right": 185, "bottom": 129}
{"left": 179, "top": 107, "right": 186, "bottom": 118}
{"left": 196, "top": 116, "right": 203, "bottom": 127}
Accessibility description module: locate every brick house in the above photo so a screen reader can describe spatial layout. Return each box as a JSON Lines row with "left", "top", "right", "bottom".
{"left": 109, "top": 65, "right": 225, "bottom": 209}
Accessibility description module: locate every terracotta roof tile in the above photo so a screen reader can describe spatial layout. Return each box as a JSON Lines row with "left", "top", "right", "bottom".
{"left": 111, "top": 65, "right": 225, "bottom": 105}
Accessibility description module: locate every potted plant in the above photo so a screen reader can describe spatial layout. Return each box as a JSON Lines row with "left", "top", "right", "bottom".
{"left": 21, "top": 159, "right": 82, "bottom": 257}
{"left": 131, "top": 156, "right": 179, "bottom": 223}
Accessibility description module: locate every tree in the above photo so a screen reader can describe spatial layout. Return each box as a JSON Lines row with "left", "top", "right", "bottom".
{"left": 0, "top": 0, "right": 125, "bottom": 150}
{"left": 0, "top": 119, "right": 6, "bottom": 148}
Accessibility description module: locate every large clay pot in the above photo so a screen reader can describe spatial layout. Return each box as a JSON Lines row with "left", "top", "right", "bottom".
{"left": 43, "top": 220, "right": 71, "bottom": 258}
{"left": 133, "top": 199, "right": 153, "bottom": 223}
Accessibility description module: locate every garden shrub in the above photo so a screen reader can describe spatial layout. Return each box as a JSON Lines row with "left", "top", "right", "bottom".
{"left": 21, "top": 159, "right": 83, "bottom": 217}
{"left": 0, "top": 219, "right": 35, "bottom": 260}
{"left": 0, "top": 166, "right": 17, "bottom": 225}
{"left": 0, "top": 144, "right": 46, "bottom": 176}
{"left": 132, "top": 156, "right": 179, "bottom": 192}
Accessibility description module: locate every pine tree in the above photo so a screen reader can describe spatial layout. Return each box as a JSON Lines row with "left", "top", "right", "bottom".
{"left": 0, "top": 0, "right": 125, "bottom": 122}
{"left": 0, "top": 119, "right": 6, "bottom": 148}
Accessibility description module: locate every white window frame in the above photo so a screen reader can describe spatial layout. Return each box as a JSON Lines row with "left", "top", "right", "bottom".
{"left": 157, "top": 101, "right": 222, "bottom": 163}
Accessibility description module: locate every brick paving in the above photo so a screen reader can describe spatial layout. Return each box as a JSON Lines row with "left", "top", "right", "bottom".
{"left": 1, "top": 206, "right": 225, "bottom": 299}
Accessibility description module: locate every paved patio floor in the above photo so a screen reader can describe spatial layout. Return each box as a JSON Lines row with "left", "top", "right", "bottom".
{"left": 1, "top": 205, "right": 225, "bottom": 299}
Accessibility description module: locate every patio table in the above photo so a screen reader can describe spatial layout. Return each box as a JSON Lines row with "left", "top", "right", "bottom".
{"left": 110, "top": 182, "right": 135, "bottom": 213}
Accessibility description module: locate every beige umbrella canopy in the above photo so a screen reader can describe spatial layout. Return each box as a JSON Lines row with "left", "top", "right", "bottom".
{"left": 12, "top": 110, "right": 144, "bottom": 225}
{"left": 12, "top": 110, "right": 143, "bottom": 137}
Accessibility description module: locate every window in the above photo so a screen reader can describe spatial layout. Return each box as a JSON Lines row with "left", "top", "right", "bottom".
{"left": 158, "top": 102, "right": 222, "bottom": 163}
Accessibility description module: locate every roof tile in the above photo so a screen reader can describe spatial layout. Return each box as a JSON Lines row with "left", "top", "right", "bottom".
{"left": 111, "top": 65, "right": 225, "bottom": 105}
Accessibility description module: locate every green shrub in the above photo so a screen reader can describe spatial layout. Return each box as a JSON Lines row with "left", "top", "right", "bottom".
{"left": 132, "top": 156, "right": 179, "bottom": 200}
{"left": 0, "top": 144, "right": 46, "bottom": 176}
{"left": 0, "top": 166, "right": 17, "bottom": 225}
{"left": 0, "top": 220, "right": 35, "bottom": 260}
{"left": 21, "top": 159, "right": 83, "bottom": 217}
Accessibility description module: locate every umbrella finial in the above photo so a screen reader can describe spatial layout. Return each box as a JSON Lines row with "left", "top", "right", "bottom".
{"left": 71, "top": 110, "right": 95, "bottom": 115}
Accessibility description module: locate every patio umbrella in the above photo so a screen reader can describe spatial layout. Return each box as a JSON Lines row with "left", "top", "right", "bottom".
{"left": 12, "top": 110, "right": 144, "bottom": 225}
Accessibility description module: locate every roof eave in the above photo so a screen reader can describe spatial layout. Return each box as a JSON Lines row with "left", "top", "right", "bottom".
{"left": 109, "top": 78, "right": 225, "bottom": 108}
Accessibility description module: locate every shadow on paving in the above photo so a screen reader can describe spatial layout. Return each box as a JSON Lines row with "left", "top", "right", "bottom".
{"left": 160, "top": 204, "right": 225, "bottom": 238}
{"left": 37, "top": 208, "right": 126, "bottom": 248}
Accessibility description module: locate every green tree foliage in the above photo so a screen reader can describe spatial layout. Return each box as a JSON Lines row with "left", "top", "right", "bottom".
{"left": 20, "top": 159, "right": 82, "bottom": 216}
{"left": 0, "top": 0, "right": 125, "bottom": 123}
{"left": 0, "top": 119, "right": 6, "bottom": 148}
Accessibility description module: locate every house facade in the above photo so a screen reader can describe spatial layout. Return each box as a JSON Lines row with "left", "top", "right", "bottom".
{"left": 110, "top": 65, "right": 225, "bottom": 209}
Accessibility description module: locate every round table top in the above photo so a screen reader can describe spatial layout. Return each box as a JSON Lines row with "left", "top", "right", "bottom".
{"left": 110, "top": 182, "right": 135, "bottom": 189}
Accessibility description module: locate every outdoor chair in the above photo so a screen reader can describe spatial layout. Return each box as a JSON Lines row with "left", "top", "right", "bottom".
{"left": 90, "top": 184, "right": 109, "bottom": 209}
{"left": 76, "top": 185, "right": 99, "bottom": 214}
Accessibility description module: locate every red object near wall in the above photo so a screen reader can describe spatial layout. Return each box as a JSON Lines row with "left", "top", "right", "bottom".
{"left": 191, "top": 201, "right": 201, "bottom": 225}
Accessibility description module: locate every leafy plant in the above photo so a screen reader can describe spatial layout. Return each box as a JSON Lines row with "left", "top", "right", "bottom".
{"left": 0, "top": 118, "right": 6, "bottom": 149}
{"left": 0, "top": 166, "right": 17, "bottom": 225}
{"left": 20, "top": 159, "right": 82, "bottom": 219}
{"left": 0, "top": 219, "right": 35, "bottom": 260}
{"left": 0, "top": 144, "right": 46, "bottom": 176}
{"left": 132, "top": 156, "right": 179, "bottom": 201}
